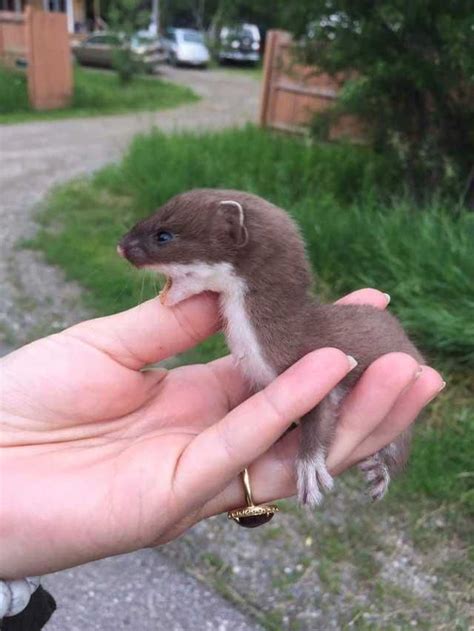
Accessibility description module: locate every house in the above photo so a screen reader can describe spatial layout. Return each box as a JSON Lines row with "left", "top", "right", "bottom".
{"left": 0, "top": 0, "right": 99, "bottom": 34}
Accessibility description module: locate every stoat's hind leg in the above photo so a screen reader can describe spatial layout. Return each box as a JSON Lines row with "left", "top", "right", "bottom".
{"left": 359, "top": 430, "right": 412, "bottom": 502}
{"left": 296, "top": 393, "right": 339, "bottom": 508}
{"left": 359, "top": 453, "right": 390, "bottom": 501}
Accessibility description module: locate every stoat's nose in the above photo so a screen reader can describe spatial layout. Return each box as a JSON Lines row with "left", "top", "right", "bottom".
{"left": 117, "top": 237, "right": 148, "bottom": 267}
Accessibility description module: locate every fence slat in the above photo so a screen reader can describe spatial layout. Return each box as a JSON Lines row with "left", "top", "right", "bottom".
{"left": 260, "top": 29, "right": 364, "bottom": 141}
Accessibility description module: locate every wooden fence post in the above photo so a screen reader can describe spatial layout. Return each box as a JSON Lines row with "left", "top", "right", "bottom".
{"left": 26, "top": 6, "right": 72, "bottom": 110}
{"left": 260, "top": 30, "right": 278, "bottom": 127}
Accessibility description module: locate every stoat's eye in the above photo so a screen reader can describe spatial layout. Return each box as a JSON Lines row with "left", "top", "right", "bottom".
{"left": 156, "top": 230, "right": 174, "bottom": 243}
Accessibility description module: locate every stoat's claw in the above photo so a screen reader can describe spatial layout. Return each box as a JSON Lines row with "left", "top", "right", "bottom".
{"left": 359, "top": 454, "right": 390, "bottom": 502}
{"left": 159, "top": 277, "right": 173, "bottom": 305}
{"left": 296, "top": 450, "right": 334, "bottom": 508}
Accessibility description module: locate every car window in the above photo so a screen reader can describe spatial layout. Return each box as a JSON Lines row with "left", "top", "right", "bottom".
{"left": 182, "top": 31, "right": 203, "bottom": 43}
{"left": 221, "top": 25, "right": 259, "bottom": 41}
{"left": 242, "top": 28, "right": 254, "bottom": 39}
{"left": 102, "top": 34, "right": 121, "bottom": 46}
{"left": 131, "top": 35, "right": 156, "bottom": 46}
{"left": 86, "top": 35, "right": 106, "bottom": 45}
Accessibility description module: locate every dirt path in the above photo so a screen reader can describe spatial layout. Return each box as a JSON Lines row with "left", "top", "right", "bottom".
{"left": 0, "top": 67, "right": 260, "bottom": 346}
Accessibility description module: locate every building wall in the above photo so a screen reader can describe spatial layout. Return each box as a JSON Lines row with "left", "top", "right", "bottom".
{"left": 0, "top": 10, "right": 27, "bottom": 66}
{"left": 72, "top": 0, "right": 84, "bottom": 25}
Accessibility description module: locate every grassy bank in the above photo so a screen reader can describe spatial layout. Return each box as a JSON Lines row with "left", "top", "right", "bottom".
{"left": 33, "top": 126, "right": 473, "bottom": 365}
{"left": 0, "top": 65, "right": 197, "bottom": 124}
{"left": 29, "top": 124, "right": 473, "bottom": 628}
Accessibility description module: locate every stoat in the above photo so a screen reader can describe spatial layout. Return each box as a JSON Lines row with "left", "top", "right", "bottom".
{"left": 118, "top": 189, "right": 423, "bottom": 507}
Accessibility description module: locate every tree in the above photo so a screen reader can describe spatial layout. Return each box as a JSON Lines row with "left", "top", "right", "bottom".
{"left": 107, "top": 0, "right": 149, "bottom": 84}
{"left": 286, "top": 1, "right": 474, "bottom": 200}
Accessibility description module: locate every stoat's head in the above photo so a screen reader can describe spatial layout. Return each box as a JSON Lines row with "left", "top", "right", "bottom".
{"left": 118, "top": 188, "right": 311, "bottom": 306}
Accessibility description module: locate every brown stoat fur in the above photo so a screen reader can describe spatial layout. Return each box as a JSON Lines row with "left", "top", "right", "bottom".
{"left": 119, "top": 189, "right": 423, "bottom": 507}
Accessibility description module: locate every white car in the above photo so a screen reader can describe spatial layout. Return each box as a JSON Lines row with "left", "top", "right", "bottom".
{"left": 163, "top": 28, "right": 210, "bottom": 68}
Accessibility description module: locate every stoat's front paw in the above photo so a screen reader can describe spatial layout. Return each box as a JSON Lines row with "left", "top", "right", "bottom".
{"left": 296, "top": 450, "right": 334, "bottom": 508}
{"left": 359, "top": 454, "right": 391, "bottom": 502}
{"left": 159, "top": 277, "right": 194, "bottom": 306}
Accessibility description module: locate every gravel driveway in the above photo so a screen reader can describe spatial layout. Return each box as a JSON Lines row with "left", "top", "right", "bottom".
{"left": 0, "top": 66, "right": 260, "bottom": 347}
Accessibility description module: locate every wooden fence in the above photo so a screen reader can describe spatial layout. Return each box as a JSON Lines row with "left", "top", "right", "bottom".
{"left": 260, "top": 30, "right": 363, "bottom": 141}
{"left": 0, "top": 7, "right": 72, "bottom": 110}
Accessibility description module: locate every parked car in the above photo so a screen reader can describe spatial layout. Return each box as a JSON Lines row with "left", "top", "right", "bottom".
{"left": 162, "top": 28, "right": 210, "bottom": 67}
{"left": 72, "top": 32, "right": 166, "bottom": 72}
{"left": 217, "top": 23, "right": 261, "bottom": 65}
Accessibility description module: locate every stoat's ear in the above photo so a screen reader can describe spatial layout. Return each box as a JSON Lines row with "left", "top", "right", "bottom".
{"left": 218, "top": 200, "right": 249, "bottom": 247}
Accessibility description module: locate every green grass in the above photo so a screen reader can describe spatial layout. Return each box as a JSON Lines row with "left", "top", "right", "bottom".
{"left": 30, "top": 125, "right": 473, "bottom": 515}
{"left": 0, "top": 65, "right": 198, "bottom": 124}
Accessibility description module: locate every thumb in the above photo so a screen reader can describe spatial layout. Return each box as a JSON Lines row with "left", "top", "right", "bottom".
{"left": 67, "top": 292, "right": 220, "bottom": 369}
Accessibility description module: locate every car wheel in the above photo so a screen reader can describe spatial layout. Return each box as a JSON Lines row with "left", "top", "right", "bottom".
{"left": 169, "top": 52, "right": 178, "bottom": 66}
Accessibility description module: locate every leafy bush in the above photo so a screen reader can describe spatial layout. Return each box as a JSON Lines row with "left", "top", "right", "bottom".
{"left": 111, "top": 46, "right": 144, "bottom": 85}
{"left": 286, "top": 1, "right": 474, "bottom": 202}
{"left": 0, "top": 64, "right": 30, "bottom": 114}
{"left": 107, "top": 0, "right": 148, "bottom": 83}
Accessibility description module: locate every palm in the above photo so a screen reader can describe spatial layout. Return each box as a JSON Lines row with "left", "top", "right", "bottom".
{"left": 2, "top": 329, "right": 242, "bottom": 564}
{"left": 12, "top": 332, "right": 233, "bottom": 431}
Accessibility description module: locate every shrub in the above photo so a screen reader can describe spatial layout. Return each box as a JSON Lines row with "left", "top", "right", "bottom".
{"left": 286, "top": 1, "right": 474, "bottom": 202}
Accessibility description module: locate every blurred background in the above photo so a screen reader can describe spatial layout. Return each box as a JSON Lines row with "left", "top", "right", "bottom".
{"left": 0, "top": 1, "right": 472, "bottom": 629}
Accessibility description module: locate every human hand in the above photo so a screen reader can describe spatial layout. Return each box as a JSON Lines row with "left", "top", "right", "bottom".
{"left": 0, "top": 289, "right": 443, "bottom": 578}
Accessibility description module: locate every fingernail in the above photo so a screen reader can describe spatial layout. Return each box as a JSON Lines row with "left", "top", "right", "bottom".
{"left": 426, "top": 380, "right": 446, "bottom": 406}
{"left": 141, "top": 366, "right": 169, "bottom": 377}
{"left": 346, "top": 355, "right": 358, "bottom": 370}
{"left": 383, "top": 292, "right": 391, "bottom": 305}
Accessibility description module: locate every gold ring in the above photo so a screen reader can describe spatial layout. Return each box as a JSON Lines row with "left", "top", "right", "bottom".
{"left": 227, "top": 469, "right": 279, "bottom": 528}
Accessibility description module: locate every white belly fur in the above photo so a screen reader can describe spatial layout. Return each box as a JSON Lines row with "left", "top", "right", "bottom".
{"left": 218, "top": 275, "right": 277, "bottom": 389}
{"left": 150, "top": 260, "right": 277, "bottom": 389}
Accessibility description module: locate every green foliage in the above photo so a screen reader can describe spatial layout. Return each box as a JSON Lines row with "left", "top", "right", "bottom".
{"left": 107, "top": 0, "right": 148, "bottom": 83}
{"left": 158, "top": 0, "right": 282, "bottom": 31}
{"left": 0, "top": 65, "right": 197, "bottom": 124}
{"left": 30, "top": 126, "right": 473, "bottom": 511}
{"left": 34, "top": 126, "right": 473, "bottom": 367}
{"left": 111, "top": 47, "right": 143, "bottom": 85}
{"left": 289, "top": 1, "right": 474, "bottom": 201}
{"left": 0, "top": 64, "right": 30, "bottom": 115}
